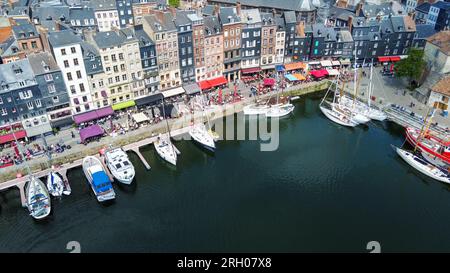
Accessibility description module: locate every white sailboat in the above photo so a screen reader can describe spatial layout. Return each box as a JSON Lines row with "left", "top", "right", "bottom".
{"left": 392, "top": 145, "right": 450, "bottom": 184}
{"left": 340, "top": 61, "right": 386, "bottom": 121}
{"left": 189, "top": 123, "right": 216, "bottom": 152}
{"left": 319, "top": 75, "right": 360, "bottom": 127}
{"left": 46, "top": 172, "right": 64, "bottom": 197}
{"left": 265, "top": 72, "right": 295, "bottom": 118}
{"left": 26, "top": 176, "right": 51, "bottom": 220}
{"left": 104, "top": 148, "right": 135, "bottom": 185}
{"left": 154, "top": 133, "right": 177, "bottom": 166}
{"left": 243, "top": 103, "right": 271, "bottom": 115}
{"left": 83, "top": 156, "right": 116, "bottom": 202}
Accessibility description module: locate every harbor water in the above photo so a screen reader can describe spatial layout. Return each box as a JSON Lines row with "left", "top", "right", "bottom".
{"left": 1, "top": 93, "right": 450, "bottom": 252}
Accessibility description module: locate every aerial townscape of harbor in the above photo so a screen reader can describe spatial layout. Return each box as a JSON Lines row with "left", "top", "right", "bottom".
{"left": 0, "top": 0, "right": 449, "bottom": 253}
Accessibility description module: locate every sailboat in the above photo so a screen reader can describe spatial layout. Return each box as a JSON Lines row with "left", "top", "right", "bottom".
{"left": 243, "top": 86, "right": 271, "bottom": 115}
{"left": 46, "top": 171, "right": 64, "bottom": 197}
{"left": 392, "top": 144, "right": 450, "bottom": 184}
{"left": 265, "top": 73, "right": 295, "bottom": 118}
{"left": 189, "top": 122, "right": 216, "bottom": 152}
{"left": 26, "top": 176, "right": 51, "bottom": 220}
{"left": 319, "top": 74, "right": 360, "bottom": 127}
{"left": 339, "top": 60, "right": 387, "bottom": 121}
{"left": 405, "top": 126, "right": 450, "bottom": 167}
{"left": 393, "top": 108, "right": 450, "bottom": 183}
{"left": 154, "top": 99, "right": 179, "bottom": 165}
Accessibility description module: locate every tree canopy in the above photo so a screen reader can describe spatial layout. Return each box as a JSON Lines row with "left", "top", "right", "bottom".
{"left": 168, "top": 0, "right": 180, "bottom": 8}
{"left": 394, "top": 48, "right": 427, "bottom": 89}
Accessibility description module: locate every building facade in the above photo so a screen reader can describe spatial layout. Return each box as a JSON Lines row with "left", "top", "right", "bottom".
{"left": 91, "top": 0, "right": 120, "bottom": 32}
{"left": 240, "top": 9, "right": 262, "bottom": 72}
{"left": 219, "top": 6, "right": 242, "bottom": 81}
{"left": 203, "top": 15, "right": 224, "bottom": 80}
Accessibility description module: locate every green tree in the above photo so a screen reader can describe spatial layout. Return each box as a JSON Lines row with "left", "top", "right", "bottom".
{"left": 168, "top": 0, "right": 180, "bottom": 8}
{"left": 394, "top": 48, "right": 427, "bottom": 89}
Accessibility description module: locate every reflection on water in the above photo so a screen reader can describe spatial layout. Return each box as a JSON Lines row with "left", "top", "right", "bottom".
{"left": 1, "top": 95, "right": 450, "bottom": 253}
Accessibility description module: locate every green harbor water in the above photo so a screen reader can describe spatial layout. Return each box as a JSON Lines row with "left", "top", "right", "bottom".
{"left": 1, "top": 93, "right": 450, "bottom": 252}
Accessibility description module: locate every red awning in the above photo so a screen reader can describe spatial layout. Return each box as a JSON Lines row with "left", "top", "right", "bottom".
{"left": 241, "top": 67, "right": 261, "bottom": 74}
{"left": 0, "top": 130, "right": 27, "bottom": 145}
{"left": 208, "top": 76, "right": 228, "bottom": 88}
{"left": 319, "top": 69, "right": 329, "bottom": 76}
{"left": 378, "top": 56, "right": 390, "bottom": 62}
{"left": 263, "top": 78, "right": 275, "bottom": 86}
{"left": 198, "top": 80, "right": 211, "bottom": 90}
{"left": 390, "top": 56, "right": 401, "bottom": 62}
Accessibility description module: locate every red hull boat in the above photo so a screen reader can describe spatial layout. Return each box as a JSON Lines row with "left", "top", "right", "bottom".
{"left": 405, "top": 127, "right": 450, "bottom": 166}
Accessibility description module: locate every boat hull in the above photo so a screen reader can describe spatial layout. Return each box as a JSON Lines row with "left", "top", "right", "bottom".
{"left": 320, "top": 105, "right": 359, "bottom": 127}
{"left": 82, "top": 156, "right": 116, "bottom": 202}
{"left": 46, "top": 172, "right": 64, "bottom": 197}
{"left": 393, "top": 145, "right": 450, "bottom": 184}
{"left": 265, "top": 104, "right": 295, "bottom": 118}
{"left": 405, "top": 127, "right": 450, "bottom": 165}
{"left": 243, "top": 104, "right": 270, "bottom": 115}
{"left": 26, "top": 178, "right": 51, "bottom": 220}
{"left": 154, "top": 141, "right": 177, "bottom": 166}
{"left": 104, "top": 148, "right": 135, "bottom": 185}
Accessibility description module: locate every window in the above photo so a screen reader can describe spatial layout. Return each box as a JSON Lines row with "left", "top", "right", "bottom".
{"left": 79, "top": 83, "right": 85, "bottom": 92}
{"left": 48, "top": 84, "right": 56, "bottom": 93}
{"left": 67, "top": 72, "right": 73, "bottom": 81}
{"left": 71, "top": 47, "right": 76, "bottom": 53}
{"left": 0, "top": 108, "right": 7, "bottom": 116}
{"left": 74, "top": 58, "right": 79, "bottom": 66}
{"left": 35, "top": 99, "right": 42, "bottom": 108}
{"left": 44, "top": 74, "right": 53, "bottom": 82}
{"left": 61, "top": 49, "right": 66, "bottom": 55}
{"left": 76, "top": 71, "right": 82, "bottom": 79}
{"left": 63, "top": 60, "right": 69, "bottom": 68}
{"left": 27, "top": 101, "right": 34, "bottom": 110}
{"left": 20, "top": 90, "right": 33, "bottom": 100}
{"left": 31, "top": 41, "right": 37, "bottom": 48}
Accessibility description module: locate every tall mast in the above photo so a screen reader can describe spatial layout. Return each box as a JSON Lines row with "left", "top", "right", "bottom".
{"left": 368, "top": 59, "right": 374, "bottom": 108}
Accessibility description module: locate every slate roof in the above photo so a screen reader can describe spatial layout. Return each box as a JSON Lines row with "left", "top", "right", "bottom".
{"left": 414, "top": 24, "right": 437, "bottom": 39}
{"left": 28, "top": 52, "right": 60, "bottom": 75}
{"left": 218, "top": 7, "right": 240, "bottom": 25}
{"left": 204, "top": 15, "right": 222, "bottom": 36}
{"left": 12, "top": 23, "right": 39, "bottom": 39}
{"left": 48, "top": 30, "right": 82, "bottom": 47}
{"left": 89, "top": 0, "right": 117, "bottom": 11}
{"left": 208, "top": 0, "right": 318, "bottom": 12}
{"left": 0, "top": 59, "right": 36, "bottom": 92}
{"left": 415, "top": 2, "right": 431, "bottom": 14}
{"left": 240, "top": 9, "right": 261, "bottom": 25}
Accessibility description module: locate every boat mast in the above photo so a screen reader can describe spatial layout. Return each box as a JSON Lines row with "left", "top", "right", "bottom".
{"left": 368, "top": 59, "right": 374, "bottom": 108}
{"left": 414, "top": 107, "right": 434, "bottom": 153}
{"left": 161, "top": 97, "right": 172, "bottom": 139}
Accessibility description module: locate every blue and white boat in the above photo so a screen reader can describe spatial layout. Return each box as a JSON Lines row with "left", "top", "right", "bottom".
{"left": 82, "top": 156, "right": 116, "bottom": 202}
{"left": 46, "top": 171, "right": 64, "bottom": 197}
{"left": 26, "top": 177, "right": 51, "bottom": 220}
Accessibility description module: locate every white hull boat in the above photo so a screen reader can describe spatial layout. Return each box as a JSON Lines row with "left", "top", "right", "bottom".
{"left": 334, "top": 100, "right": 370, "bottom": 124}
{"left": 26, "top": 177, "right": 51, "bottom": 220}
{"left": 82, "top": 156, "right": 116, "bottom": 202}
{"left": 154, "top": 134, "right": 177, "bottom": 166}
{"left": 46, "top": 172, "right": 64, "bottom": 197}
{"left": 243, "top": 103, "right": 270, "bottom": 115}
{"left": 104, "top": 148, "right": 135, "bottom": 185}
{"left": 393, "top": 145, "right": 450, "bottom": 184}
{"left": 320, "top": 104, "right": 359, "bottom": 127}
{"left": 189, "top": 123, "right": 215, "bottom": 152}
{"left": 265, "top": 103, "right": 295, "bottom": 118}
{"left": 340, "top": 95, "right": 386, "bottom": 121}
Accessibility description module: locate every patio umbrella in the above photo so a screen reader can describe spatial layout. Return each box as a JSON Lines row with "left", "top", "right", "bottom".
{"left": 12, "top": 142, "right": 20, "bottom": 158}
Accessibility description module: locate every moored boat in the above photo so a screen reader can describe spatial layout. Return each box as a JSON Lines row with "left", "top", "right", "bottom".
{"left": 26, "top": 177, "right": 51, "bottom": 220}
{"left": 243, "top": 103, "right": 270, "bottom": 115}
{"left": 320, "top": 103, "right": 359, "bottom": 127}
{"left": 104, "top": 148, "right": 135, "bottom": 184}
{"left": 265, "top": 103, "right": 295, "bottom": 118}
{"left": 46, "top": 172, "right": 64, "bottom": 197}
{"left": 405, "top": 127, "right": 450, "bottom": 166}
{"left": 189, "top": 123, "right": 215, "bottom": 152}
{"left": 82, "top": 156, "right": 116, "bottom": 202}
{"left": 154, "top": 133, "right": 177, "bottom": 166}
{"left": 392, "top": 145, "right": 450, "bottom": 184}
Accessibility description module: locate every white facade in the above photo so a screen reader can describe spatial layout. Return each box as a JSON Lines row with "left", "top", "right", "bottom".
{"left": 52, "top": 44, "right": 94, "bottom": 114}
{"left": 95, "top": 10, "right": 120, "bottom": 32}
{"left": 275, "top": 30, "right": 285, "bottom": 64}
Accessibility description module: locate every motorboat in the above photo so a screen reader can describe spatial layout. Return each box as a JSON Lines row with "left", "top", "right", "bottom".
{"left": 46, "top": 171, "right": 64, "bottom": 197}
{"left": 154, "top": 133, "right": 178, "bottom": 166}
{"left": 189, "top": 123, "right": 215, "bottom": 152}
{"left": 26, "top": 176, "right": 51, "bottom": 220}
{"left": 265, "top": 103, "right": 295, "bottom": 118}
{"left": 82, "top": 156, "right": 116, "bottom": 202}
{"left": 393, "top": 145, "right": 450, "bottom": 184}
{"left": 104, "top": 148, "right": 135, "bottom": 185}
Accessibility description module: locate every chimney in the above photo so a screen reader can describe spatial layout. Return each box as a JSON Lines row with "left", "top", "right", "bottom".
{"left": 355, "top": 1, "right": 363, "bottom": 17}
{"left": 213, "top": 4, "right": 219, "bottom": 16}
{"left": 236, "top": 1, "right": 241, "bottom": 16}
{"left": 336, "top": 0, "right": 348, "bottom": 9}
{"left": 272, "top": 8, "right": 276, "bottom": 18}
{"left": 347, "top": 16, "right": 353, "bottom": 33}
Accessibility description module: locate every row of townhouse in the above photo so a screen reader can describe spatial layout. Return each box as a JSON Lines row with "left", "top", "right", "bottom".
{"left": 0, "top": 0, "right": 428, "bottom": 140}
